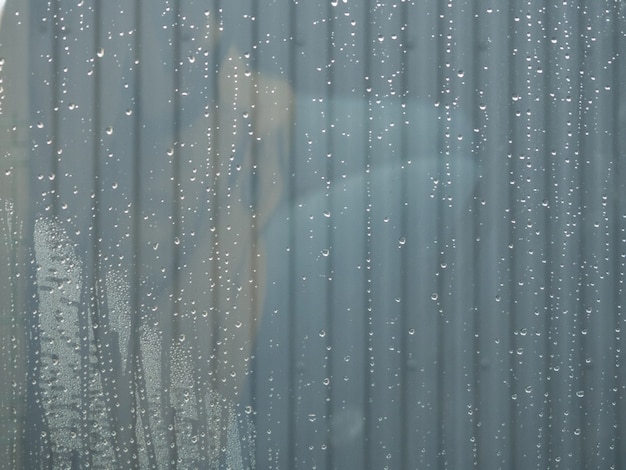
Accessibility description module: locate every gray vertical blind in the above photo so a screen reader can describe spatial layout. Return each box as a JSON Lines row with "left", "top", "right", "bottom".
{"left": 0, "top": 0, "right": 624, "bottom": 468}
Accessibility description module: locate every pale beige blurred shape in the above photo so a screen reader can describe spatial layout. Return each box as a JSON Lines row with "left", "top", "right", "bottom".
{"left": 133, "top": 8, "right": 293, "bottom": 402}
{"left": 174, "top": 43, "right": 293, "bottom": 402}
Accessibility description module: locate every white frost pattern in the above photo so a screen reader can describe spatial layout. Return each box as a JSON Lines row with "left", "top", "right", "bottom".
{"left": 33, "top": 215, "right": 255, "bottom": 468}
{"left": 105, "top": 269, "right": 132, "bottom": 373}
{"left": 138, "top": 324, "right": 169, "bottom": 467}
{"left": 34, "top": 217, "right": 86, "bottom": 468}
{"left": 171, "top": 343, "right": 200, "bottom": 467}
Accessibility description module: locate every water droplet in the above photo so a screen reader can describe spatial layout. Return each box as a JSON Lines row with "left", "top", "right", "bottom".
{"left": 96, "top": 47, "right": 105, "bottom": 57}
{"left": 105, "top": 126, "right": 113, "bottom": 135}
{"left": 321, "top": 248, "right": 330, "bottom": 257}
{"left": 308, "top": 413, "right": 317, "bottom": 422}
{"left": 319, "top": 329, "right": 326, "bottom": 338}
{"left": 431, "top": 293, "right": 438, "bottom": 301}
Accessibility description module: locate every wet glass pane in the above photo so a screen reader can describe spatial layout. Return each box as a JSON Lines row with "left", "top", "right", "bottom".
{"left": 1, "top": 0, "right": 625, "bottom": 468}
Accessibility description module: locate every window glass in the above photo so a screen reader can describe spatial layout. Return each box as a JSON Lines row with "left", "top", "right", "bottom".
{"left": 1, "top": 1, "right": 625, "bottom": 468}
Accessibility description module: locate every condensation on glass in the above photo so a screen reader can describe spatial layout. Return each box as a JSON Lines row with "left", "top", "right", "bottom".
{"left": 1, "top": 1, "right": 625, "bottom": 469}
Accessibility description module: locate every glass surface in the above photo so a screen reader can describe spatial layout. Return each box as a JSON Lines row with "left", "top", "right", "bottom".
{"left": 1, "top": 1, "right": 625, "bottom": 468}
